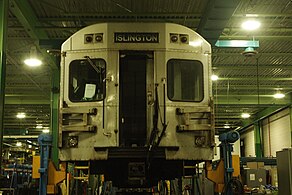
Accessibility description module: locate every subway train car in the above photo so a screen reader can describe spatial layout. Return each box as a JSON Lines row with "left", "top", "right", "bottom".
{"left": 58, "top": 23, "right": 215, "bottom": 188}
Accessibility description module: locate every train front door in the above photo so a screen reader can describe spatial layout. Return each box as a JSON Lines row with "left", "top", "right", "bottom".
{"left": 119, "top": 52, "right": 153, "bottom": 147}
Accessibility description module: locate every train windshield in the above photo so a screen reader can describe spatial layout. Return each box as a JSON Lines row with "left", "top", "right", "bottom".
{"left": 69, "top": 58, "right": 106, "bottom": 102}
{"left": 167, "top": 59, "right": 203, "bottom": 102}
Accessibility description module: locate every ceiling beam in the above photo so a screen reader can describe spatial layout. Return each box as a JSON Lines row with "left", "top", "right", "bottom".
{"left": 215, "top": 96, "right": 289, "bottom": 105}
{"left": 9, "top": 0, "right": 48, "bottom": 40}
{"left": 196, "top": 0, "right": 240, "bottom": 45}
{"left": 216, "top": 104, "right": 288, "bottom": 108}
{"left": 213, "top": 52, "right": 292, "bottom": 57}
{"left": 62, "top": 12, "right": 201, "bottom": 18}
{"left": 214, "top": 86, "right": 292, "bottom": 90}
{"left": 219, "top": 35, "right": 292, "bottom": 40}
{"left": 11, "top": 13, "right": 202, "bottom": 22}
{"left": 233, "top": 13, "right": 292, "bottom": 17}
{"left": 215, "top": 94, "right": 288, "bottom": 97}
{"left": 9, "top": 0, "right": 58, "bottom": 69}
{"left": 238, "top": 105, "right": 291, "bottom": 133}
{"left": 3, "top": 135, "right": 38, "bottom": 139}
{"left": 224, "top": 27, "right": 292, "bottom": 32}
{"left": 4, "top": 97, "right": 50, "bottom": 104}
{"left": 217, "top": 77, "right": 292, "bottom": 81}
{"left": 213, "top": 64, "right": 292, "bottom": 70}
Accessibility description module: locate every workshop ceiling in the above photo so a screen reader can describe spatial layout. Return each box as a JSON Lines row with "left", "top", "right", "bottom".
{"left": 3, "top": 0, "right": 292, "bottom": 143}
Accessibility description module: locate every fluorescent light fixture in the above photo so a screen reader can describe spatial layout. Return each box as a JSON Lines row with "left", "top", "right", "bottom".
{"left": 273, "top": 92, "right": 285, "bottom": 99}
{"left": 16, "top": 112, "right": 26, "bottom": 119}
{"left": 42, "top": 128, "right": 50, "bottom": 133}
{"left": 241, "top": 113, "right": 251, "bottom": 118}
{"left": 36, "top": 125, "right": 43, "bottom": 129}
{"left": 241, "top": 20, "right": 261, "bottom": 30}
{"left": 28, "top": 145, "right": 32, "bottom": 149}
{"left": 224, "top": 124, "right": 231, "bottom": 129}
{"left": 230, "top": 40, "right": 248, "bottom": 47}
{"left": 211, "top": 75, "right": 219, "bottom": 81}
{"left": 16, "top": 142, "right": 22, "bottom": 147}
{"left": 24, "top": 58, "right": 42, "bottom": 67}
{"left": 245, "top": 14, "right": 259, "bottom": 17}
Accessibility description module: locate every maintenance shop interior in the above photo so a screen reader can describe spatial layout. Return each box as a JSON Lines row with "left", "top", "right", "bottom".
{"left": 0, "top": 0, "right": 292, "bottom": 195}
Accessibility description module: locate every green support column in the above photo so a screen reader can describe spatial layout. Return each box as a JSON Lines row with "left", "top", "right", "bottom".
{"left": 290, "top": 105, "right": 292, "bottom": 147}
{"left": 0, "top": 0, "right": 8, "bottom": 172}
{"left": 254, "top": 121, "right": 263, "bottom": 157}
{"left": 51, "top": 69, "right": 60, "bottom": 166}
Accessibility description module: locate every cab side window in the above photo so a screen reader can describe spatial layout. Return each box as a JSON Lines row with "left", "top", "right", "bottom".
{"left": 167, "top": 59, "right": 203, "bottom": 102}
{"left": 69, "top": 59, "right": 106, "bottom": 102}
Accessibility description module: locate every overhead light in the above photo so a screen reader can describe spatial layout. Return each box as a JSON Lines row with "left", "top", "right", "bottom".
{"left": 24, "top": 46, "right": 43, "bottom": 67}
{"left": 211, "top": 74, "right": 219, "bottom": 81}
{"left": 24, "top": 58, "right": 42, "bottom": 67}
{"left": 245, "top": 14, "right": 259, "bottom": 17}
{"left": 42, "top": 128, "right": 50, "bottom": 133}
{"left": 16, "top": 142, "right": 22, "bottom": 147}
{"left": 16, "top": 112, "right": 26, "bottom": 119}
{"left": 273, "top": 92, "right": 285, "bottom": 99}
{"left": 241, "top": 20, "right": 261, "bottom": 31}
{"left": 36, "top": 125, "right": 43, "bottom": 129}
{"left": 28, "top": 145, "right": 32, "bottom": 149}
{"left": 242, "top": 47, "right": 258, "bottom": 57}
{"left": 224, "top": 124, "right": 231, "bottom": 129}
{"left": 241, "top": 113, "right": 250, "bottom": 118}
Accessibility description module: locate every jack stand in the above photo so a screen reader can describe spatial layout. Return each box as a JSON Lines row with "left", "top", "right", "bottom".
{"left": 38, "top": 134, "right": 52, "bottom": 195}
{"left": 219, "top": 131, "right": 240, "bottom": 195}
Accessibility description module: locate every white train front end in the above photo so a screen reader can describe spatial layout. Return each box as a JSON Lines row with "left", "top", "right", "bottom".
{"left": 58, "top": 23, "right": 214, "bottom": 187}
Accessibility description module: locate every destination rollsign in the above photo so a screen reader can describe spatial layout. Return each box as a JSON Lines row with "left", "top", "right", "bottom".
{"left": 114, "top": 32, "right": 159, "bottom": 43}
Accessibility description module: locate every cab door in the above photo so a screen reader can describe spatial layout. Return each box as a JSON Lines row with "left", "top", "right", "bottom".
{"left": 119, "top": 51, "right": 153, "bottom": 147}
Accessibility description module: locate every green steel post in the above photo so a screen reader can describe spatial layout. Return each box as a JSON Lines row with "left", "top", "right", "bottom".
{"left": 290, "top": 105, "right": 292, "bottom": 147}
{"left": 254, "top": 121, "right": 263, "bottom": 157}
{"left": 51, "top": 68, "right": 60, "bottom": 166}
{"left": 0, "top": 0, "right": 8, "bottom": 172}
